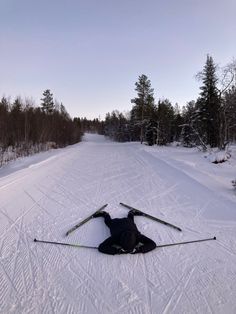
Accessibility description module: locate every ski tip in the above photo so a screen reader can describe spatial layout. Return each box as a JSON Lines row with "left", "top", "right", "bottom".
{"left": 34, "top": 238, "right": 37, "bottom": 242}
{"left": 213, "top": 236, "right": 216, "bottom": 240}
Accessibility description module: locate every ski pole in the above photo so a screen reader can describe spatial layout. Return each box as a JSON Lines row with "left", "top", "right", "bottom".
{"left": 34, "top": 238, "right": 98, "bottom": 249}
{"left": 155, "top": 236, "right": 216, "bottom": 249}
{"left": 34, "top": 237, "right": 216, "bottom": 251}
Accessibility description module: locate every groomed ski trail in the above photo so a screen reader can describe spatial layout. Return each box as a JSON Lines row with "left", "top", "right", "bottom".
{"left": 0, "top": 133, "right": 236, "bottom": 314}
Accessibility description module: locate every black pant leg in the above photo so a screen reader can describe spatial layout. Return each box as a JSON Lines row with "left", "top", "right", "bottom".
{"left": 104, "top": 212, "right": 113, "bottom": 227}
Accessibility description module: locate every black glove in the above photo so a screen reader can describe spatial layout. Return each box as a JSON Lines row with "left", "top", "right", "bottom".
{"left": 133, "top": 212, "right": 144, "bottom": 217}
{"left": 129, "top": 209, "right": 144, "bottom": 216}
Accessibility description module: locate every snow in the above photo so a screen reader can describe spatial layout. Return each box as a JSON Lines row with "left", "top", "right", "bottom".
{"left": 0, "top": 133, "right": 236, "bottom": 313}
{"left": 206, "top": 150, "right": 231, "bottom": 164}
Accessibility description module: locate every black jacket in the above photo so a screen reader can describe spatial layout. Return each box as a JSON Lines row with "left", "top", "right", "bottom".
{"left": 98, "top": 216, "right": 156, "bottom": 255}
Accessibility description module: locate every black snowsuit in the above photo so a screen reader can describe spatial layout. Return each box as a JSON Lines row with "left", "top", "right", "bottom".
{"left": 98, "top": 211, "right": 156, "bottom": 255}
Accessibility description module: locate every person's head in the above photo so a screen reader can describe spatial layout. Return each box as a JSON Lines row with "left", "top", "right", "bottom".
{"left": 119, "top": 231, "right": 136, "bottom": 251}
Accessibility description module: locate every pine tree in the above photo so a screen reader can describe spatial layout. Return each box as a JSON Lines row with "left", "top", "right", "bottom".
{"left": 145, "top": 119, "right": 157, "bottom": 145}
{"left": 181, "top": 101, "right": 204, "bottom": 147}
{"left": 197, "top": 55, "right": 220, "bottom": 147}
{"left": 10, "top": 97, "right": 24, "bottom": 144}
{"left": 156, "top": 99, "right": 174, "bottom": 145}
{"left": 131, "top": 74, "right": 156, "bottom": 143}
{"left": 41, "top": 89, "right": 54, "bottom": 114}
{"left": 223, "top": 86, "right": 236, "bottom": 143}
{"left": 172, "top": 104, "right": 184, "bottom": 142}
{"left": 0, "top": 97, "right": 9, "bottom": 148}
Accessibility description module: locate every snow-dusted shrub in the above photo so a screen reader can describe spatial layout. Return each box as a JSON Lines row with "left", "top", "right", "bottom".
{"left": 0, "top": 146, "right": 15, "bottom": 166}
{"left": 232, "top": 180, "right": 236, "bottom": 189}
{"left": 47, "top": 142, "right": 57, "bottom": 149}
{"left": 170, "top": 141, "right": 182, "bottom": 147}
{"left": 207, "top": 151, "right": 231, "bottom": 164}
{"left": 0, "top": 141, "right": 57, "bottom": 168}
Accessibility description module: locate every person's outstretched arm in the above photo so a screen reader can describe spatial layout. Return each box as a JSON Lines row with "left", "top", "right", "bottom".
{"left": 135, "top": 234, "right": 156, "bottom": 253}
{"left": 98, "top": 237, "right": 122, "bottom": 255}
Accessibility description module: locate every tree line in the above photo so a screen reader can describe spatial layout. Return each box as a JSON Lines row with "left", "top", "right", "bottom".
{"left": 103, "top": 55, "right": 236, "bottom": 150}
{"left": 1, "top": 55, "right": 236, "bottom": 167}
{"left": 0, "top": 90, "right": 82, "bottom": 166}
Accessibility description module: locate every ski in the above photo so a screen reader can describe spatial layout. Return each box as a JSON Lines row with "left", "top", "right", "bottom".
{"left": 120, "top": 202, "right": 182, "bottom": 232}
{"left": 65, "top": 204, "right": 108, "bottom": 236}
{"left": 155, "top": 236, "right": 216, "bottom": 249}
{"left": 34, "top": 238, "right": 97, "bottom": 249}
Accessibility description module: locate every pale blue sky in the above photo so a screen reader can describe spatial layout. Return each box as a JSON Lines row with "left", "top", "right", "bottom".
{"left": 1, "top": 0, "right": 235, "bottom": 119}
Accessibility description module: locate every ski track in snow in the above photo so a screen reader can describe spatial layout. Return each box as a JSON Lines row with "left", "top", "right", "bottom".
{"left": 0, "top": 134, "right": 236, "bottom": 313}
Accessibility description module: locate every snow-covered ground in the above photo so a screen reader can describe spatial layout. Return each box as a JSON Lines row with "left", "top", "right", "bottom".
{"left": 0, "top": 133, "right": 236, "bottom": 313}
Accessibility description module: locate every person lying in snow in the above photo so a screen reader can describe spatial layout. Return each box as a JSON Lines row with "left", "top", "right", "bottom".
{"left": 93, "top": 210, "right": 156, "bottom": 255}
